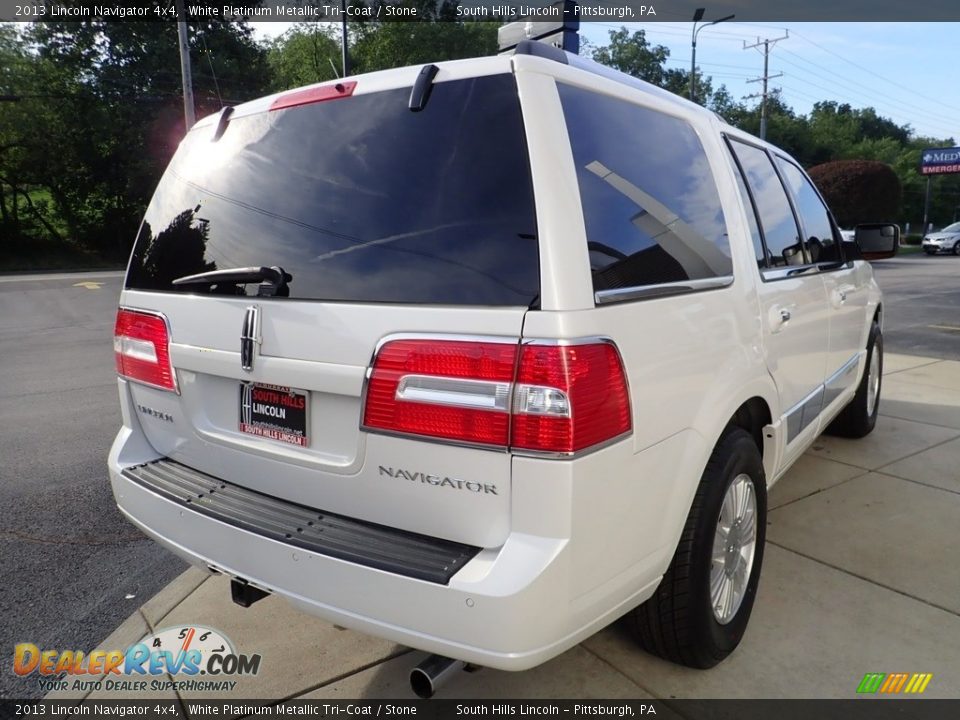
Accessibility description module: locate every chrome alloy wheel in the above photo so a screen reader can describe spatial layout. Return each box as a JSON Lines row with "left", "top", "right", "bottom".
{"left": 866, "top": 347, "right": 881, "bottom": 417}
{"left": 710, "top": 473, "right": 758, "bottom": 625}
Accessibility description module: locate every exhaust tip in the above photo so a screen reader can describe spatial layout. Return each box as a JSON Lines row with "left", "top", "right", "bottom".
{"left": 409, "top": 655, "right": 466, "bottom": 699}
{"left": 409, "top": 667, "right": 435, "bottom": 699}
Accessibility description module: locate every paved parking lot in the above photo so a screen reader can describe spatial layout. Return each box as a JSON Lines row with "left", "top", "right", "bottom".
{"left": 872, "top": 252, "right": 960, "bottom": 360}
{"left": 40, "top": 351, "right": 960, "bottom": 705}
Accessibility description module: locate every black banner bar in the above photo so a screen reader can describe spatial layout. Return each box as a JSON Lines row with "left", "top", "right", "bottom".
{"left": 1, "top": 700, "right": 957, "bottom": 720}
{"left": 3, "top": 0, "right": 960, "bottom": 22}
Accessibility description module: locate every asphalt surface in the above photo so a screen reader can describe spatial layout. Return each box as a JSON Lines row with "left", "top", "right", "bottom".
{"left": 0, "top": 254, "right": 953, "bottom": 700}
{"left": 872, "top": 252, "right": 960, "bottom": 360}
{"left": 0, "top": 271, "right": 186, "bottom": 700}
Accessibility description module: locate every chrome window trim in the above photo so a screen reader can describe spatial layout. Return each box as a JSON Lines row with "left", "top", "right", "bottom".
{"left": 594, "top": 275, "right": 734, "bottom": 306}
{"left": 761, "top": 260, "right": 855, "bottom": 283}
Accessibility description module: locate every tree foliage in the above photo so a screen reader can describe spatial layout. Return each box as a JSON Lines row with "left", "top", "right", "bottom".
{"left": 591, "top": 27, "right": 724, "bottom": 109}
{"left": 0, "top": 16, "right": 269, "bottom": 267}
{"left": 266, "top": 23, "right": 342, "bottom": 90}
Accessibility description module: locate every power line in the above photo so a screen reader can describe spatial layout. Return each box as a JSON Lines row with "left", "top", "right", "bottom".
{"left": 776, "top": 69, "right": 959, "bottom": 139}
{"left": 789, "top": 29, "right": 960, "bottom": 116}
{"left": 775, "top": 48, "right": 960, "bottom": 127}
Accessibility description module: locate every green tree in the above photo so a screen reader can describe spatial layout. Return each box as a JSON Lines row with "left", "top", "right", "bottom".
{"left": 591, "top": 26, "right": 728, "bottom": 109}
{"left": 266, "top": 22, "right": 342, "bottom": 91}
{"left": 591, "top": 27, "right": 670, "bottom": 86}
{"left": 10, "top": 14, "right": 270, "bottom": 262}
{"left": 350, "top": 15, "right": 498, "bottom": 74}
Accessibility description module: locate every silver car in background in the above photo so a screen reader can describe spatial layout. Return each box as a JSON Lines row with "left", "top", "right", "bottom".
{"left": 923, "top": 222, "right": 960, "bottom": 255}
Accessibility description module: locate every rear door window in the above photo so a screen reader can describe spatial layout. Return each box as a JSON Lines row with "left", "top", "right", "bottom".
{"left": 557, "top": 84, "right": 732, "bottom": 295}
{"left": 774, "top": 157, "right": 843, "bottom": 264}
{"left": 728, "top": 139, "right": 806, "bottom": 268}
{"left": 126, "top": 74, "right": 539, "bottom": 306}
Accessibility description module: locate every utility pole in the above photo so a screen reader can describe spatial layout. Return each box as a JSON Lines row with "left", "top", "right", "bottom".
{"left": 744, "top": 32, "right": 788, "bottom": 141}
{"left": 340, "top": 2, "right": 350, "bottom": 77}
{"left": 175, "top": 0, "right": 196, "bottom": 131}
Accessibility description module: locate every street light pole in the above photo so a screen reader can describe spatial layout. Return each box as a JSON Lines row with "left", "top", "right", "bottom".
{"left": 690, "top": 9, "right": 735, "bottom": 104}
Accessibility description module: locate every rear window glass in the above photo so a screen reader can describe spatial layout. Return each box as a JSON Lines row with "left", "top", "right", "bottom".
{"left": 558, "top": 83, "right": 732, "bottom": 293}
{"left": 126, "top": 75, "right": 539, "bottom": 306}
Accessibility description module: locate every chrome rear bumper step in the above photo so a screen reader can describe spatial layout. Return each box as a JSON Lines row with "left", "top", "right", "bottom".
{"left": 123, "top": 459, "right": 481, "bottom": 585}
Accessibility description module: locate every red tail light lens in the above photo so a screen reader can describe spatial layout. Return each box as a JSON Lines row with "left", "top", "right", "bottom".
{"left": 114, "top": 309, "right": 177, "bottom": 392}
{"left": 362, "top": 339, "right": 518, "bottom": 446}
{"left": 512, "top": 343, "right": 631, "bottom": 454}
{"left": 363, "top": 337, "right": 631, "bottom": 455}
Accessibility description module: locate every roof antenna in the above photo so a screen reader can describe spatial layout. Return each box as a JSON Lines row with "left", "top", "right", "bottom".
{"left": 201, "top": 34, "right": 223, "bottom": 108}
{"left": 408, "top": 64, "right": 439, "bottom": 112}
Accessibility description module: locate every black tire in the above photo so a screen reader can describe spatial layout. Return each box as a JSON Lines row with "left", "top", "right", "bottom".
{"left": 953, "top": 241, "right": 960, "bottom": 256}
{"left": 827, "top": 321, "right": 882, "bottom": 439}
{"left": 631, "top": 428, "right": 766, "bottom": 669}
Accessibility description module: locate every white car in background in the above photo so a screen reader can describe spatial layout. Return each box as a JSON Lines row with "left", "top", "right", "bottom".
{"left": 922, "top": 222, "right": 960, "bottom": 255}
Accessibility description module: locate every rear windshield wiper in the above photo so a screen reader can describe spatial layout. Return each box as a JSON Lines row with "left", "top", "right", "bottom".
{"left": 172, "top": 266, "right": 292, "bottom": 297}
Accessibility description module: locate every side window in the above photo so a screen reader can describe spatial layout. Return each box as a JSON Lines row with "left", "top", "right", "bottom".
{"left": 728, "top": 139, "right": 806, "bottom": 268}
{"left": 726, "top": 142, "right": 768, "bottom": 269}
{"left": 558, "top": 83, "right": 732, "bottom": 294}
{"left": 775, "top": 157, "right": 842, "bottom": 263}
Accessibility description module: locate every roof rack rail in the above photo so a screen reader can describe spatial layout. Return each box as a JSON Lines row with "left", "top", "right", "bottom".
{"left": 512, "top": 40, "right": 570, "bottom": 65}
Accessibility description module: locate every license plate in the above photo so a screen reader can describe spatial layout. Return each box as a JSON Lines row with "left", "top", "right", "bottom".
{"left": 239, "top": 383, "right": 309, "bottom": 447}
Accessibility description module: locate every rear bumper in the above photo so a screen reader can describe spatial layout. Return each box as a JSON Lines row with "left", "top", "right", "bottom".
{"left": 109, "top": 429, "right": 666, "bottom": 671}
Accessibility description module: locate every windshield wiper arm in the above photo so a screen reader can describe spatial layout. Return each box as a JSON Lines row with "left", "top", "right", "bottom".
{"left": 172, "top": 266, "right": 292, "bottom": 297}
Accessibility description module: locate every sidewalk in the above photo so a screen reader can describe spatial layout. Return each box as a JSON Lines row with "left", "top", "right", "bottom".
{"left": 47, "top": 353, "right": 960, "bottom": 706}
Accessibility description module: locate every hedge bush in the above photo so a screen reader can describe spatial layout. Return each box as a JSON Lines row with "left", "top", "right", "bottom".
{"left": 807, "top": 160, "right": 902, "bottom": 228}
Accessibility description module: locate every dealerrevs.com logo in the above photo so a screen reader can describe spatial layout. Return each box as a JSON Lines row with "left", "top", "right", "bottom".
{"left": 14, "top": 625, "right": 261, "bottom": 694}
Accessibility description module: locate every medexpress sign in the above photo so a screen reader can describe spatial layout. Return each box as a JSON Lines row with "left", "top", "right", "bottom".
{"left": 921, "top": 147, "right": 960, "bottom": 175}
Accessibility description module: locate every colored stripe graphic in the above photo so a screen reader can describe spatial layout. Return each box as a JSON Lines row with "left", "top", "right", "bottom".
{"left": 857, "top": 672, "right": 933, "bottom": 694}
{"left": 880, "top": 673, "right": 909, "bottom": 693}
{"left": 857, "top": 673, "right": 886, "bottom": 693}
{"left": 904, "top": 673, "right": 933, "bottom": 694}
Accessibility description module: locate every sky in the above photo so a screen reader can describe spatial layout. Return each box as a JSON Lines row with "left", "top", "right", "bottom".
{"left": 252, "top": 21, "right": 959, "bottom": 144}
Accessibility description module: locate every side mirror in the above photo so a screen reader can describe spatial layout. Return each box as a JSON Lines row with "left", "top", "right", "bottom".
{"left": 854, "top": 223, "right": 899, "bottom": 260}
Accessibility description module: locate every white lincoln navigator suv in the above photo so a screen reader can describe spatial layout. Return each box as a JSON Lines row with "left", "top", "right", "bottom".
{"left": 108, "top": 41, "right": 897, "bottom": 694}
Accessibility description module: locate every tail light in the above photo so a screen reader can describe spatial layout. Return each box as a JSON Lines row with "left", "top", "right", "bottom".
{"left": 362, "top": 337, "right": 631, "bottom": 455}
{"left": 362, "top": 339, "right": 517, "bottom": 447}
{"left": 114, "top": 308, "right": 177, "bottom": 392}
{"left": 511, "top": 342, "right": 631, "bottom": 453}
